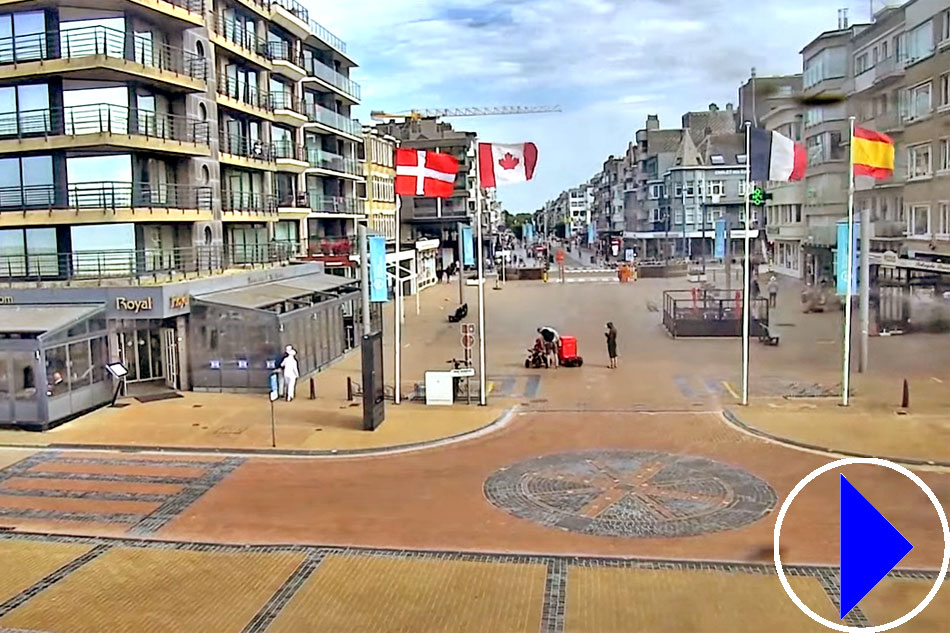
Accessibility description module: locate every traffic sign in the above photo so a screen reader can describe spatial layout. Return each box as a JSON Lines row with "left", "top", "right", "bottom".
{"left": 461, "top": 333, "right": 475, "bottom": 349}
{"left": 839, "top": 474, "right": 913, "bottom": 619}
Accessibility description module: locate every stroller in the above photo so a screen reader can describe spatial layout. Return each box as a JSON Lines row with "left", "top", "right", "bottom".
{"left": 448, "top": 303, "right": 468, "bottom": 323}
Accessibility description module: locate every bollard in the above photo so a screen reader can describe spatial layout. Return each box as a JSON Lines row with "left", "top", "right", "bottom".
{"left": 901, "top": 379, "right": 909, "bottom": 409}
{"left": 309, "top": 377, "right": 316, "bottom": 400}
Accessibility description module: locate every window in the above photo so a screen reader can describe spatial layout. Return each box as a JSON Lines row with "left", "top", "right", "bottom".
{"left": 855, "top": 52, "right": 869, "bottom": 74}
{"left": 881, "top": 40, "right": 888, "bottom": 59}
{"left": 736, "top": 154, "right": 747, "bottom": 164}
{"left": 905, "top": 20, "right": 934, "bottom": 63}
{"left": 903, "top": 82, "right": 932, "bottom": 121}
{"left": 674, "top": 184, "right": 683, "bottom": 198}
{"left": 738, "top": 181, "right": 747, "bottom": 196}
{"left": 651, "top": 208, "right": 661, "bottom": 223}
{"left": 908, "top": 204, "right": 930, "bottom": 236}
{"left": 795, "top": 204, "right": 802, "bottom": 222}
{"left": 939, "top": 202, "right": 950, "bottom": 236}
{"left": 710, "top": 154, "right": 724, "bottom": 165}
{"left": 708, "top": 181, "right": 723, "bottom": 196}
{"left": 649, "top": 184, "right": 661, "bottom": 199}
{"left": 940, "top": 138, "right": 950, "bottom": 172}
{"left": 941, "top": 9, "right": 950, "bottom": 45}
{"left": 908, "top": 143, "right": 932, "bottom": 179}
{"left": 0, "top": 11, "right": 47, "bottom": 64}
{"left": 940, "top": 73, "right": 950, "bottom": 109}
{"left": 685, "top": 182, "right": 694, "bottom": 197}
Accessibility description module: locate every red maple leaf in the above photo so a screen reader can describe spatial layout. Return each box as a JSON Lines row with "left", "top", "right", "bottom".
{"left": 498, "top": 153, "right": 520, "bottom": 170}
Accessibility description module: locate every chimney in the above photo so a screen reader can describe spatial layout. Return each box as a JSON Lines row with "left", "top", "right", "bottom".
{"left": 646, "top": 114, "right": 660, "bottom": 131}
{"left": 709, "top": 103, "right": 719, "bottom": 112}
{"left": 838, "top": 8, "right": 849, "bottom": 29}
{"left": 726, "top": 103, "right": 734, "bottom": 111}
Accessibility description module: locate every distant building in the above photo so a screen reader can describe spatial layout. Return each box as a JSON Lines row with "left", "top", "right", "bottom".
{"left": 361, "top": 127, "right": 397, "bottom": 243}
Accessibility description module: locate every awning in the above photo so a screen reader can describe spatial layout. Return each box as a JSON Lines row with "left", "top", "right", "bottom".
{"left": 0, "top": 304, "right": 104, "bottom": 335}
{"left": 196, "top": 273, "right": 356, "bottom": 309}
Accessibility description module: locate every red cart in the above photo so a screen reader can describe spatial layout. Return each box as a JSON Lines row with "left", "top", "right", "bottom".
{"left": 558, "top": 335, "right": 584, "bottom": 367}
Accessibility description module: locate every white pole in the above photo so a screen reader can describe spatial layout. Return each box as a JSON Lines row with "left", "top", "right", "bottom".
{"left": 475, "top": 153, "right": 488, "bottom": 406}
{"left": 394, "top": 196, "right": 402, "bottom": 405}
{"left": 742, "top": 122, "right": 751, "bottom": 406}
{"left": 843, "top": 117, "right": 856, "bottom": 406}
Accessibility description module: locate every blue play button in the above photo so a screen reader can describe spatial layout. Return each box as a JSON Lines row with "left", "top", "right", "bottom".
{"left": 840, "top": 474, "right": 914, "bottom": 619}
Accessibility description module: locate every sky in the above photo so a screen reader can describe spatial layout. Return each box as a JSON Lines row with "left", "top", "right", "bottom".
{"left": 310, "top": 0, "right": 881, "bottom": 214}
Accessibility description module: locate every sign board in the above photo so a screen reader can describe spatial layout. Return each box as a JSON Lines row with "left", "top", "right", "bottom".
{"left": 714, "top": 219, "right": 727, "bottom": 259}
{"left": 624, "top": 248, "right": 634, "bottom": 262}
{"left": 369, "top": 235, "right": 389, "bottom": 303}
{"left": 449, "top": 367, "right": 475, "bottom": 377}
{"left": 424, "top": 371, "right": 455, "bottom": 406}
{"left": 836, "top": 221, "right": 860, "bottom": 295}
{"left": 361, "top": 331, "right": 385, "bottom": 430}
{"left": 105, "top": 363, "right": 128, "bottom": 379}
{"left": 269, "top": 373, "right": 279, "bottom": 402}
{"left": 461, "top": 226, "right": 475, "bottom": 266}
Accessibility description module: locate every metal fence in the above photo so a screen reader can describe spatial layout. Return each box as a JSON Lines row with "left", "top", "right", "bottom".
{"left": 662, "top": 289, "right": 769, "bottom": 338}
{"left": 221, "top": 191, "right": 278, "bottom": 213}
{"left": 219, "top": 131, "right": 275, "bottom": 161}
{"left": 273, "top": 139, "right": 305, "bottom": 161}
{"left": 211, "top": 12, "right": 270, "bottom": 58}
{"left": 0, "top": 242, "right": 295, "bottom": 282}
{"left": 0, "top": 182, "right": 212, "bottom": 211}
{"left": 272, "top": 0, "right": 309, "bottom": 22}
{"left": 217, "top": 75, "right": 273, "bottom": 110}
{"left": 268, "top": 40, "right": 304, "bottom": 68}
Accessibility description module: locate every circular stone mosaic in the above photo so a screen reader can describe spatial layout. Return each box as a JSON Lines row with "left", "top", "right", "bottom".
{"left": 483, "top": 450, "right": 777, "bottom": 538}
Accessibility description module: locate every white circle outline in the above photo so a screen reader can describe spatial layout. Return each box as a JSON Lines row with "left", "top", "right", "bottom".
{"left": 774, "top": 457, "right": 949, "bottom": 632}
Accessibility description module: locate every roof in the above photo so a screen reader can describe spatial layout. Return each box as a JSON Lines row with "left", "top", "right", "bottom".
{"left": 196, "top": 273, "right": 356, "bottom": 310}
{"left": 646, "top": 129, "right": 683, "bottom": 155}
{"left": 683, "top": 109, "right": 737, "bottom": 144}
{"left": 674, "top": 130, "right": 702, "bottom": 167}
{"left": 699, "top": 133, "right": 746, "bottom": 166}
{"left": 0, "top": 304, "right": 103, "bottom": 335}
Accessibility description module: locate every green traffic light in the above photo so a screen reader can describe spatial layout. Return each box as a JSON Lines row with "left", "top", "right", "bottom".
{"left": 751, "top": 187, "right": 766, "bottom": 206}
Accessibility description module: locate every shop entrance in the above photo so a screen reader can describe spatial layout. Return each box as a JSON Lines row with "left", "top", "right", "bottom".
{"left": 118, "top": 323, "right": 180, "bottom": 394}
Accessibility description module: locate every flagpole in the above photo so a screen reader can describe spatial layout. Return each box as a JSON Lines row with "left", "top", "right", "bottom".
{"left": 742, "top": 122, "right": 751, "bottom": 406}
{"left": 394, "top": 194, "right": 402, "bottom": 405}
{"left": 843, "top": 116, "right": 856, "bottom": 406}
{"left": 474, "top": 145, "right": 488, "bottom": 406}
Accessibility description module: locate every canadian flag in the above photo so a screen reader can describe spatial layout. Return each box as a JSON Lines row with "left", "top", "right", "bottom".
{"left": 478, "top": 142, "right": 538, "bottom": 188}
{"left": 395, "top": 148, "right": 459, "bottom": 198}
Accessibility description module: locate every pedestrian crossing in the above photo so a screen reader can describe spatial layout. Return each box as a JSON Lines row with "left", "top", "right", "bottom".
{"left": 561, "top": 277, "right": 619, "bottom": 284}
{"left": 487, "top": 375, "right": 542, "bottom": 398}
{"left": 564, "top": 268, "right": 615, "bottom": 274}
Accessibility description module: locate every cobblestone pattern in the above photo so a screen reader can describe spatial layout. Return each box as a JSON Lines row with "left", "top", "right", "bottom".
{"left": 540, "top": 559, "right": 567, "bottom": 633}
{"left": 0, "top": 543, "right": 109, "bottom": 619}
{"left": 0, "top": 532, "right": 939, "bottom": 632}
{"left": 241, "top": 551, "right": 326, "bottom": 633}
{"left": 484, "top": 450, "right": 777, "bottom": 538}
{"left": 0, "top": 453, "right": 245, "bottom": 534}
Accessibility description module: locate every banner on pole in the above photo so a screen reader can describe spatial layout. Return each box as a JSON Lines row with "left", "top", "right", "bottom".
{"left": 835, "top": 221, "right": 860, "bottom": 296}
{"left": 461, "top": 225, "right": 475, "bottom": 266}
{"left": 369, "top": 235, "right": 389, "bottom": 302}
{"left": 524, "top": 223, "right": 534, "bottom": 243}
{"left": 588, "top": 222, "right": 596, "bottom": 245}
{"left": 714, "top": 219, "right": 726, "bottom": 259}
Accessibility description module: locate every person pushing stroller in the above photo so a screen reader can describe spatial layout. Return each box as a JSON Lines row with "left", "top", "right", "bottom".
{"left": 537, "top": 326, "right": 561, "bottom": 368}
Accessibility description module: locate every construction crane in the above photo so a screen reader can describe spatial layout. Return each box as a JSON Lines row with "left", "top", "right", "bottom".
{"left": 369, "top": 105, "right": 561, "bottom": 122}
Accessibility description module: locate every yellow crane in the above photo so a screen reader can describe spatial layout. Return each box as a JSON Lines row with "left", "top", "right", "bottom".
{"left": 369, "top": 105, "right": 561, "bottom": 122}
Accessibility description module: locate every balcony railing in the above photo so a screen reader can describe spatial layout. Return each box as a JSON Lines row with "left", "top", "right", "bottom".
{"left": 308, "top": 237, "right": 354, "bottom": 256}
{"left": 306, "top": 147, "right": 362, "bottom": 175}
{"left": 273, "top": 139, "right": 305, "bottom": 161}
{"left": 305, "top": 58, "right": 360, "bottom": 101}
{"left": 211, "top": 12, "right": 270, "bottom": 59}
{"left": 219, "top": 131, "right": 275, "bottom": 161}
{"left": 217, "top": 75, "right": 273, "bottom": 110}
{"left": 269, "top": 91, "right": 306, "bottom": 115}
{"left": 303, "top": 102, "right": 361, "bottom": 136}
{"left": 271, "top": 0, "right": 309, "bottom": 22}
{"left": 308, "top": 193, "right": 364, "bottom": 214}
{"left": 222, "top": 191, "right": 278, "bottom": 213}
{"left": 0, "top": 181, "right": 212, "bottom": 210}
{"left": 0, "top": 103, "right": 210, "bottom": 144}
{"left": 0, "top": 25, "right": 207, "bottom": 81}
{"left": 0, "top": 242, "right": 293, "bottom": 282}
{"left": 308, "top": 19, "right": 346, "bottom": 54}
{"left": 268, "top": 40, "right": 304, "bottom": 68}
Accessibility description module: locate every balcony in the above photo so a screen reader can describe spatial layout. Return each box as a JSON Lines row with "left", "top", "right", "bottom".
{"left": 872, "top": 221, "right": 906, "bottom": 238}
{"left": 273, "top": 140, "right": 308, "bottom": 173}
{"left": 270, "top": 0, "right": 310, "bottom": 40}
{"left": 210, "top": 12, "right": 271, "bottom": 67}
{"left": 0, "top": 26, "right": 206, "bottom": 91}
{"left": 269, "top": 91, "right": 308, "bottom": 127}
{"left": 221, "top": 191, "right": 278, "bottom": 219}
{"left": 307, "top": 193, "right": 364, "bottom": 215}
{"left": 303, "top": 58, "right": 360, "bottom": 102}
{"left": 0, "top": 242, "right": 293, "bottom": 283}
{"left": 0, "top": 103, "right": 210, "bottom": 156}
{"left": 268, "top": 41, "right": 306, "bottom": 81}
{"left": 303, "top": 102, "right": 361, "bottom": 138}
{"left": 216, "top": 75, "right": 273, "bottom": 117}
{"left": 851, "top": 57, "right": 906, "bottom": 95}
{"left": 306, "top": 147, "right": 362, "bottom": 177}
{"left": 219, "top": 131, "right": 276, "bottom": 169}
{"left": 308, "top": 19, "right": 347, "bottom": 56}
{"left": 0, "top": 181, "right": 213, "bottom": 226}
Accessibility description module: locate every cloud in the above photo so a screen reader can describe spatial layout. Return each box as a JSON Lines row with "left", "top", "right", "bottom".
{"left": 308, "top": 0, "right": 873, "bottom": 212}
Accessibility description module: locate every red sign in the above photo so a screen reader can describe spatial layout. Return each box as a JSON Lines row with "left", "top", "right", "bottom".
{"left": 555, "top": 250, "right": 565, "bottom": 263}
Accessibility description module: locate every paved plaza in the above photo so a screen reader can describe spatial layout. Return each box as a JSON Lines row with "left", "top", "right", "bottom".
{"left": 0, "top": 271, "right": 946, "bottom": 632}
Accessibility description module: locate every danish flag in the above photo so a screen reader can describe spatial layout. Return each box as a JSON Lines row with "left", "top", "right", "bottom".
{"left": 395, "top": 148, "right": 459, "bottom": 198}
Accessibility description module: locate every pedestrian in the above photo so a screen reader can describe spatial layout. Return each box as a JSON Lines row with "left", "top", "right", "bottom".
{"left": 280, "top": 345, "right": 299, "bottom": 401}
{"left": 751, "top": 276, "right": 761, "bottom": 299}
{"left": 605, "top": 322, "right": 618, "bottom": 369}
{"left": 537, "top": 326, "right": 560, "bottom": 368}
{"left": 768, "top": 275, "right": 779, "bottom": 308}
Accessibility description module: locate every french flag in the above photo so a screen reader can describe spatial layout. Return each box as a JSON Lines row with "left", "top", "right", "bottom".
{"left": 750, "top": 128, "right": 807, "bottom": 182}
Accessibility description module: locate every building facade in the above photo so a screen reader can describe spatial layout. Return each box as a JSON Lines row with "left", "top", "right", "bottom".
{"left": 361, "top": 127, "right": 397, "bottom": 242}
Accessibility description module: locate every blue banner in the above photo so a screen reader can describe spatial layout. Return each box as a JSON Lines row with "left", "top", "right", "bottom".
{"left": 587, "top": 222, "right": 596, "bottom": 245}
{"left": 524, "top": 222, "right": 534, "bottom": 244}
{"left": 714, "top": 219, "right": 726, "bottom": 259}
{"left": 369, "top": 235, "right": 388, "bottom": 303}
{"left": 836, "top": 221, "right": 860, "bottom": 296}
{"left": 461, "top": 225, "right": 475, "bottom": 266}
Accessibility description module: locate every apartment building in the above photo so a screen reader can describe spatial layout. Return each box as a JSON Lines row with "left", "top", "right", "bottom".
{"left": 0, "top": 0, "right": 373, "bottom": 429}
{"left": 372, "top": 117, "right": 482, "bottom": 269}
{"left": 361, "top": 126, "right": 397, "bottom": 242}
{"left": 632, "top": 115, "right": 681, "bottom": 258}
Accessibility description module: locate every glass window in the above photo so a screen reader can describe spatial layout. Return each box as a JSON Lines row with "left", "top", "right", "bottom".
{"left": 45, "top": 345, "right": 68, "bottom": 396}
{"left": 0, "top": 86, "right": 14, "bottom": 136}
{"left": 908, "top": 143, "right": 932, "bottom": 178}
{"left": 13, "top": 11, "right": 46, "bottom": 62}
{"left": 25, "top": 227, "right": 57, "bottom": 276}
{"left": 21, "top": 155, "right": 53, "bottom": 206}
{"left": 17, "top": 83, "right": 49, "bottom": 134}
{"left": 68, "top": 340, "right": 91, "bottom": 388}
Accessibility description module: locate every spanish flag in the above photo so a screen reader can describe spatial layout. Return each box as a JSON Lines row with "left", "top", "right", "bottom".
{"left": 852, "top": 126, "right": 895, "bottom": 180}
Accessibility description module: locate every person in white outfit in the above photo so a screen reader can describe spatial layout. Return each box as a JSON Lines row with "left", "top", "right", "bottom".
{"left": 280, "top": 345, "right": 299, "bottom": 401}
